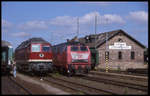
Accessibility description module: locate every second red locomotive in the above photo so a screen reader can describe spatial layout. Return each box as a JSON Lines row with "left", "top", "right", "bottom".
{"left": 15, "top": 37, "right": 53, "bottom": 74}
{"left": 52, "top": 39, "right": 91, "bottom": 76}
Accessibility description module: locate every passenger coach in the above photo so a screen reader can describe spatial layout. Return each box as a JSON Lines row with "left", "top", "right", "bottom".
{"left": 2, "top": 40, "right": 13, "bottom": 74}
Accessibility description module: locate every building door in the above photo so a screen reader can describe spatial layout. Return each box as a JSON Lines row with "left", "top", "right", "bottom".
{"left": 91, "top": 52, "right": 96, "bottom": 69}
{"left": 90, "top": 49, "right": 99, "bottom": 70}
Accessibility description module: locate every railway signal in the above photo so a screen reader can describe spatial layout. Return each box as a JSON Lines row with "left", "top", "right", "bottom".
{"left": 105, "top": 51, "right": 109, "bottom": 72}
{"left": 105, "top": 18, "right": 109, "bottom": 72}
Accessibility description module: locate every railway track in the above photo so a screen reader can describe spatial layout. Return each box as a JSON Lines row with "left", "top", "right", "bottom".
{"left": 8, "top": 77, "right": 32, "bottom": 95}
{"left": 89, "top": 71, "right": 148, "bottom": 82}
{"left": 79, "top": 74, "right": 148, "bottom": 92}
{"left": 43, "top": 75, "right": 118, "bottom": 95}
{"left": 96, "top": 69, "right": 148, "bottom": 76}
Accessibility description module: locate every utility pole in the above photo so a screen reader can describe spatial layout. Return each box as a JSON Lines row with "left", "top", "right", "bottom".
{"left": 51, "top": 31, "right": 53, "bottom": 45}
{"left": 94, "top": 14, "right": 97, "bottom": 70}
{"left": 95, "top": 15, "right": 97, "bottom": 49}
{"left": 77, "top": 17, "right": 79, "bottom": 37}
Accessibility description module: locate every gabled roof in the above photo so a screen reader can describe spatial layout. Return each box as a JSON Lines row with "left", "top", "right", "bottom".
{"left": 16, "top": 37, "right": 50, "bottom": 50}
{"left": 2, "top": 40, "right": 12, "bottom": 47}
{"left": 79, "top": 29, "right": 146, "bottom": 49}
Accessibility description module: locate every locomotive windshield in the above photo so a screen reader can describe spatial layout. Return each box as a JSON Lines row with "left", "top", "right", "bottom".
{"left": 32, "top": 44, "right": 41, "bottom": 52}
{"left": 80, "top": 46, "right": 88, "bottom": 51}
{"left": 71, "top": 46, "right": 88, "bottom": 51}
{"left": 71, "top": 46, "right": 79, "bottom": 51}
{"left": 42, "top": 46, "right": 50, "bottom": 52}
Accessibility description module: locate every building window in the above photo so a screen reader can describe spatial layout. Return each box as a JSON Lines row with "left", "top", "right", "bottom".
{"left": 105, "top": 51, "right": 109, "bottom": 60}
{"left": 131, "top": 51, "right": 135, "bottom": 59}
{"left": 118, "top": 38, "right": 123, "bottom": 42}
{"left": 118, "top": 51, "right": 122, "bottom": 59}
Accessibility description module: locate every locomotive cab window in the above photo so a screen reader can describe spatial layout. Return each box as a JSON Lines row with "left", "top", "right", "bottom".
{"left": 42, "top": 46, "right": 50, "bottom": 52}
{"left": 80, "top": 46, "right": 88, "bottom": 51}
{"left": 71, "top": 46, "right": 79, "bottom": 51}
{"left": 31, "top": 44, "right": 41, "bottom": 52}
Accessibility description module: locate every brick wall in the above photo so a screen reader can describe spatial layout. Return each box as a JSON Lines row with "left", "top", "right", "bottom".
{"left": 96, "top": 33, "right": 145, "bottom": 70}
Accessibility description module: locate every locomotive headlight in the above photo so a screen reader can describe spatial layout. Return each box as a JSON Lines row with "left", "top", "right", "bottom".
{"left": 84, "top": 59, "right": 88, "bottom": 62}
{"left": 72, "top": 59, "right": 76, "bottom": 62}
{"left": 82, "top": 59, "right": 88, "bottom": 62}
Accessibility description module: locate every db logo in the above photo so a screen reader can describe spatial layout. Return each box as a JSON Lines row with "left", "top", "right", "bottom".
{"left": 78, "top": 54, "right": 82, "bottom": 58}
{"left": 39, "top": 54, "right": 44, "bottom": 57}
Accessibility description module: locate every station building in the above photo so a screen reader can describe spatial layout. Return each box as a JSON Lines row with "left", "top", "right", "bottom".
{"left": 79, "top": 29, "right": 147, "bottom": 70}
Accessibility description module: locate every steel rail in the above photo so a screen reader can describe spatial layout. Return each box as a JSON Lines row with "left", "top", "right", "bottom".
{"left": 44, "top": 77, "right": 92, "bottom": 95}
{"left": 80, "top": 74, "right": 148, "bottom": 92}
{"left": 89, "top": 71, "right": 148, "bottom": 82}
{"left": 9, "top": 77, "right": 32, "bottom": 95}
{"left": 44, "top": 75, "right": 119, "bottom": 95}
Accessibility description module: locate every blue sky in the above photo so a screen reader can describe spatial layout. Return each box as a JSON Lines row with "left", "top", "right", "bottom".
{"left": 2, "top": 1, "right": 148, "bottom": 49}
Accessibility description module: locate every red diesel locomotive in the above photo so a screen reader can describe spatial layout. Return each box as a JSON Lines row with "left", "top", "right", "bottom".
{"left": 52, "top": 40, "right": 91, "bottom": 76}
{"left": 15, "top": 38, "right": 53, "bottom": 74}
